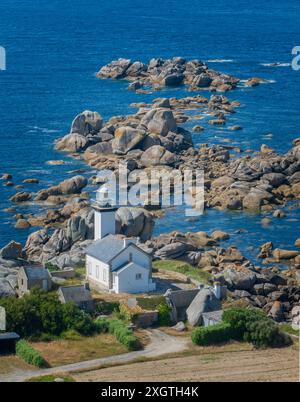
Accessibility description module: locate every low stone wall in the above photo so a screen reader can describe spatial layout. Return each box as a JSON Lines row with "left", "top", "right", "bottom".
{"left": 50, "top": 269, "right": 76, "bottom": 279}
{"left": 133, "top": 311, "right": 158, "bottom": 328}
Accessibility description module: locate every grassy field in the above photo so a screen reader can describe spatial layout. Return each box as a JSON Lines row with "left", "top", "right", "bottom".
{"left": 27, "top": 375, "right": 75, "bottom": 382}
{"left": 0, "top": 355, "right": 34, "bottom": 376}
{"left": 30, "top": 333, "right": 127, "bottom": 367}
{"left": 74, "top": 341, "right": 299, "bottom": 382}
{"left": 153, "top": 260, "right": 211, "bottom": 284}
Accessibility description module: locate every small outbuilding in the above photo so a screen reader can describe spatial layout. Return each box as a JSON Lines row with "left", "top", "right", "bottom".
{"left": 58, "top": 284, "right": 94, "bottom": 312}
{"left": 202, "top": 310, "right": 223, "bottom": 327}
{"left": 17, "top": 266, "right": 52, "bottom": 296}
{"left": 0, "top": 332, "right": 20, "bottom": 355}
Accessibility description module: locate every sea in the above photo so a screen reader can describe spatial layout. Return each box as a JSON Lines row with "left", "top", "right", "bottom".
{"left": 0, "top": 0, "right": 299, "bottom": 264}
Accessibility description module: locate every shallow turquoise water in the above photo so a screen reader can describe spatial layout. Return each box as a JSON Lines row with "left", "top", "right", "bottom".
{"left": 0, "top": 0, "right": 299, "bottom": 262}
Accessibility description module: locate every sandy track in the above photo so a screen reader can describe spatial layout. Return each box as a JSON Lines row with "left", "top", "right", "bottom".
{"left": 74, "top": 346, "right": 299, "bottom": 382}
{"left": 0, "top": 330, "right": 188, "bottom": 382}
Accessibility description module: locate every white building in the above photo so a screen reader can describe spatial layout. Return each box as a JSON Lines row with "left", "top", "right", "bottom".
{"left": 86, "top": 187, "right": 156, "bottom": 294}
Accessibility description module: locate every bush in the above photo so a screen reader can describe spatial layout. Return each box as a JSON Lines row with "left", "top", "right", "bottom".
{"left": 244, "top": 318, "right": 292, "bottom": 348}
{"left": 108, "top": 318, "right": 140, "bottom": 351}
{"left": 223, "top": 307, "right": 292, "bottom": 348}
{"left": 192, "top": 323, "right": 233, "bottom": 346}
{"left": 0, "top": 288, "right": 96, "bottom": 339}
{"left": 94, "top": 318, "right": 110, "bottom": 333}
{"left": 157, "top": 303, "right": 172, "bottom": 326}
{"left": 16, "top": 340, "right": 47, "bottom": 368}
{"left": 95, "top": 301, "right": 119, "bottom": 316}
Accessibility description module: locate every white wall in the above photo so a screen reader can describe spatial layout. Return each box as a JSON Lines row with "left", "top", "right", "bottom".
{"left": 94, "top": 210, "right": 115, "bottom": 240}
{"left": 86, "top": 255, "right": 110, "bottom": 288}
{"left": 114, "top": 263, "right": 151, "bottom": 294}
{"left": 111, "top": 245, "right": 150, "bottom": 271}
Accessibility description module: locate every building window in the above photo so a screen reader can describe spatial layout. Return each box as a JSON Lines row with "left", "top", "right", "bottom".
{"left": 103, "top": 269, "right": 107, "bottom": 282}
{"left": 129, "top": 252, "right": 133, "bottom": 262}
{"left": 136, "top": 273, "right": 142, "bottom": 280}
{"left": 88, "top": 262, "right": 92, "bottom": 276}
{"left": 96, "top": 266, "right": 99, "bottom": 279}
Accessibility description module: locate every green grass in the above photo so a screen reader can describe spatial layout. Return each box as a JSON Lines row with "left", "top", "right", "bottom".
{"left": 27, "top": 375, "right": 75, "bottom": 382}
{"left": 153, "top": 260, "right": 211, "bottom": 284}
{"left": 280, "top": 324, "right": 299, "bottom": 337}
{"left": 136, "top": 296, "right": 166, "bottom": 311}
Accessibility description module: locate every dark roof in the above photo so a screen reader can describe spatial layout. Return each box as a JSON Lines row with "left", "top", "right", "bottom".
{"left": 23, "top": 266, "right": 50, "bottom": 281}
{"left": 202, "top": 310, "right": 223, "bottom": 322}
{"left": 59, "top": 285, "right": 93, "bottom": 304}
{"left": 0, "top": 332, "right": 20, "bottom": 341}
{"left": 86, "top": 235, "right": 133, "bottom": 263}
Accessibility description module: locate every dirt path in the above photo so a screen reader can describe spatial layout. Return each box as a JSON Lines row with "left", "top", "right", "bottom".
{"left": 74, "top": 345, "right": 299, "bottom": 382}
{"left": 0, "top": 329, "right": 189, "bottom": 382}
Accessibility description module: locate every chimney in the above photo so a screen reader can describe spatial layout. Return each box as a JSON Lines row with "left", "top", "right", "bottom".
{"left": 123, "top": 238, "right": 132, "bottom": 248}
{"left": 214, "top": 281, "right": 221, "bottom": 299}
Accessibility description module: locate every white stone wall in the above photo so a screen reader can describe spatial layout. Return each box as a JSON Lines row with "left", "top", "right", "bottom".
{"left": 94, "top": 210, "right": 116, "bottom": 240}
{"left": 111, "top": 245, "right": 150, "bottom": 271}
{"left": 114, "top": 263, "right": 152, "bottom": 294}
{"left": 86, "top": 255, "right": 110, "bottom": 289}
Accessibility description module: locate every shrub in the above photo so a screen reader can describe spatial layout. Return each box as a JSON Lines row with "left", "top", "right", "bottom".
{"left": 119, "top": 304, "right": 133, "bottom": 322}
{"left": 222, "top": 308, "right": 268, "bottom": 340}
{"left": 157, "top": 303, "right": 172, "bottom": 326}
{"left": 94, "top": 318, "right": 110, "bottom": 333}
{"left": 192, "top": 323, "right": 233, "bottom": 346}
{"left": 223, "top": 307, "right": 292, "bottom": 348}
{"left": 108, "top": 318, "right": 140, "bottom": 351}
{"left": 244, "top": 318, "right": 292, "bottom": 348}
{"left": 95, "top": 301, "right": 120, "bottom": 315}
{"left": 0, "top": 288, "right": 96, "bottom": 339}
{"left": 16, "top": 340, "right": 47, "bottom": 368}
{"left": 60, "top": 329, "right": 82, "bottom": 341}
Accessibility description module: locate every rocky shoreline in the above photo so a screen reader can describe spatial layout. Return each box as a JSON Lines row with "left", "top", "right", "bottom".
{"left": 0, "top": 57, "right": 299, "bottom": 325}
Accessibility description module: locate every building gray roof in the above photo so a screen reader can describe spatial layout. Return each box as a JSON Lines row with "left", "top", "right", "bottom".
{"left": 23, "top": 266, "right": 50, "bottom": 281}
{"left": 59, "top": 285, "right": 93, "bottom": 304}
{"left": 0, "top": 332, "right": 20, "bottom": 341}
{"left": 86, "top": 235, "right": 135, "bottom": 263}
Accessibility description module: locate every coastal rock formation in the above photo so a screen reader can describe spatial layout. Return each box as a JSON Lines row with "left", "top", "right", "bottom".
{"left": 0, "top": 279, "right": 15, "bottom": 297}
{"left": 56, "top": 110, "right": 104, "bottom": 152}
{"left": 10, "top": 192, "right": 32, "bottom": 203}
{"left": 70, "top": 110, "right": 104, "bottom": 136}
{"left": 35, "top": 175, "right": 87, "bottom": 201}
{"left": 140, "top": 145, "right": 178, "bottom": 167}
{"left": 112, "top": 127, "right": 146, "bottom": 154}
{"left": 0, "top": 241, "right": 23, "bottom": 260}
{"left": 97, "top": 57, "right": 240, "bottom": 92}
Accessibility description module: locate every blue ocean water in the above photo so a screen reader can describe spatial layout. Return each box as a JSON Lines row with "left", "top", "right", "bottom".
{"left": 0, "top": 0, "right": 299, "bottom": 262}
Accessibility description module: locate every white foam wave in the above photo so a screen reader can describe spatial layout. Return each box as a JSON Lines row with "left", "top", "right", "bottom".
{"left": 207, "top": 59, "right": 234, "bottom": 63}
{"left": 260, "top": 62, "right": 291, "bottom": 67}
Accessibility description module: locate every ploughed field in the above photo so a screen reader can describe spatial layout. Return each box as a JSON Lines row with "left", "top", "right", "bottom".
{"left": 74, "top": 342, "right": 299, "bottom": 382}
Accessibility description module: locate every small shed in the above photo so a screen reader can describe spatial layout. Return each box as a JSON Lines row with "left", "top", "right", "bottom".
{"left": 17, "top": 266, "right": 52, "bottom": 296}
{"left": 165, "top": 288, "right": 200, "bottom": 322}
{"left": 202, "top": 310, "right": 223, "bottom": 327}
{"left": 0, "top": 332, "right": 20, "bottom": 355}
{"left": 58, "top": 284, "right": 94, "bottom": 312}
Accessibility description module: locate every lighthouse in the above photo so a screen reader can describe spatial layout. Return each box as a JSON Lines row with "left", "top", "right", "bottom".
{"left": 92, "top": 186, "right": 118, "bottom": 240}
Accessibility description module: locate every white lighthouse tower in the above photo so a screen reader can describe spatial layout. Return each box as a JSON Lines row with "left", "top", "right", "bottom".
{"left": 92, "top": 186, "right": 118, "bottom": 240}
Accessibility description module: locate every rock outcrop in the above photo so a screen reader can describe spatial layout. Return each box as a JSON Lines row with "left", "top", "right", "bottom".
{"left": 97, "top": 57, "right": 240, "bottom": 92}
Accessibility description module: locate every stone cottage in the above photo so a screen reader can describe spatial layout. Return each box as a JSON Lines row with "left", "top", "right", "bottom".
{"left": 17, "top": 266, "right": 52, "bottom": 296}
{"left": 58, "top": 284, "right": 94, "bottom": 312}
